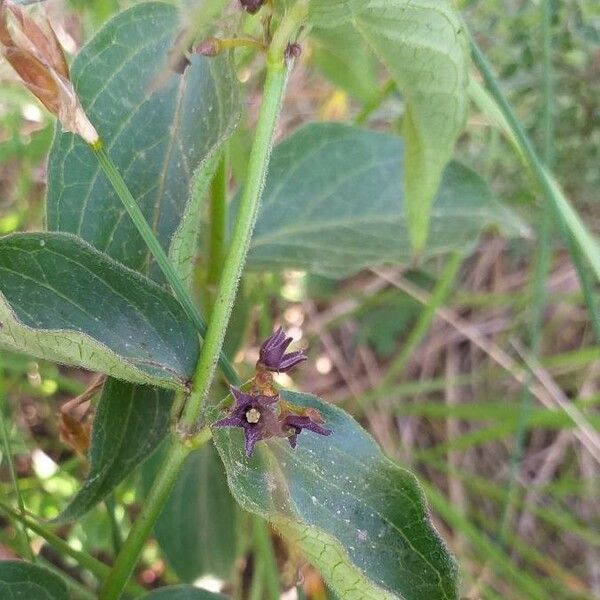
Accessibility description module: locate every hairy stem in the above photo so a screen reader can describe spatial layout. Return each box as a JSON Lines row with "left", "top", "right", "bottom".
{"left": 0, "top": 500, "right": 145, "bottom": 596}
{"left": 0, "top": 363, "right": 34, "bottom": 562}
{"left": 98, "top": 431, "right": 210, "bottom": 600}
{"left": 181, "top": 55, "right": 290, "bottom": 429}
{"left": 98, "top": 8, "right": 302, "bottom": 595}
{"left": 92, "top": 144, "right": 239, "bottom": 385}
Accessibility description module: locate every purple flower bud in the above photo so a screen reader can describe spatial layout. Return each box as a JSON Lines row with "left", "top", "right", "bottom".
{"left": 240, "top": 0, "right": 264, "bottom": 14}
{"left": 213, "top": 387, "right": 281, "bottom": 457}
{"left": 280, "top": 408, "right": 332, "bottom": 449}
{"left": 195, "top": 37, "right": 221, "bottom": 57}
{"left": 285, "top": 42, "right": 302, "bottom": 61}
{"left": 258, "top": 327, "right": 307, "bottom": 373}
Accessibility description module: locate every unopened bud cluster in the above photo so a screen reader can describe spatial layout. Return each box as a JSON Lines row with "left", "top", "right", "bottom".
{"left": 0, "top": 0, "right": 98, "bottom": 144}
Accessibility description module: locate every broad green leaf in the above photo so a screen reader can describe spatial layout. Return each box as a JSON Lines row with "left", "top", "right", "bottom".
{"left": 0, "top": 233, "right": 198, "bottom": 389}
{"left": 245, "top": 123, "right": 528, "bottom": 278}
{"left": 142, "top": 443, "right": 237, "bottom": 581}
{"left": 312, "top": 25, "right": 380, "bottom": 103}
{"left": 46, "top": 1, "right": 240, "bottom": 280}
{"left": 141, "top": 586, "right": 226, "bottom": 599}
{"left": 0, "top": 561, "right": 67, "bottom": 600}
{"left": 354, "top": 0, "right": 469, "bottom": 253}
{"left": 213, "top": 389, "right": 459, "bottom": 600}
{"left": 309, "top": 0, "right": 362, "bottom": 28}
{"left": 57, "top": 379, "right": 171, "bottom": 522}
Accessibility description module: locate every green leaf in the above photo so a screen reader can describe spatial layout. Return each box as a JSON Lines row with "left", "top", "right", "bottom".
{"left": 142, "top": 443, "right": 237, "bottom": 581}
{"left": 245, "top": 123, "right": 528, "bottom": 278}
{"left": 141, "top": 586, "right": 226, "bottom": 599}
{"left": 46, "top": 1, "right": 240, "bottom": 280}
{"left": 312, "top": 25, "right": 380, "bottom": 103}
{"left": 309, "top": 0, "right": 363, "bottom": 28}
{"left": 213, "top": 389, "right": 459, "bottom": 600}
{"left": 0, "top": 233, "right": 198, "bottom": 389}
{"left": 0, "top": 561, "right": 68, "bottom": 600}
{"left": 57, "top": 379, "right": 171, "bottom": 522}
{"left": 354, "top": 0, "right": 469, "bottom": 253}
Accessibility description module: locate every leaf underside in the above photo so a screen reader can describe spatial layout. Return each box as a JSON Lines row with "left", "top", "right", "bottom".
{"left": 57, "top": 379, "right": 171, "bottom": 523}
{"left": 213, "top": 389, "right": 459, "bottom": 600}
{"left": 0, "top": 561, "right": 68, "bottom": 600}
{"left": 245, "top": 123, "right": 528, "bottom": 278}
{"left": 0, "top": 233, "right": 198, "bottom": 389}
{"left": 46, "top": 1, "right": 240, "bottom": 280}
{"left": 42, "top": 1, "right": 239, "bottom": 519}
{"left": 354, "top": 0, "right": 469, "bottom": 253}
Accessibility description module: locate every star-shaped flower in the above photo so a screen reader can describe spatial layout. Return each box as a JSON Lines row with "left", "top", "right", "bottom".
{"left": 258, "top": 327, "right": 307, "bottom": 373}
{"left": 213, "top": 387, "right": 281, "bottom": 457}
{"left": 280, "top": 406, "right": 332, "bottom": 449}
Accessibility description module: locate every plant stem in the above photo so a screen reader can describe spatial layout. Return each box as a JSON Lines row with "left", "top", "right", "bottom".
{"left": 0, "top": 364, "right": 34, "bottom": 562}
{"left": 253, "top": 517, "right": 281, "bottom": 600}
{"left": 92, "top": 144, "right": 239, "bottom": 385}
{"left": 0, "top": 500, "right": 145, "bottom": 596}
{"left": 207, "top": 151, "right": 229, "bottom": 291}
{"left": 98, "top": 431, "right": 209, "bottom": 600}
{"left": 469, "top": 37, "right": 600, "bottom": 281}
{"left": 181, "top": 55, "right": 290, "bottom": 429}
{"left": 105, "top": 494, "right": 123, "bottom": 556}
{"left": 99, "top": 7, "right": 302, "bottom": 596}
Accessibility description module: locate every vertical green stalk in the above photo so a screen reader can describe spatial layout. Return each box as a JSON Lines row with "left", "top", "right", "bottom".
{"left": 207, "top": 151, "right": 229, "bottom": 291}
{"left": 98, "top": 9, "right": 302, "bottom": 593}
{"left": 253, "top": 517, "right": 281, "bottom": 600}
{"left": 92, "top": 145, "right": 239, "bottom": 385}
{"left": 98, "top": 434, "right": 201, "bottom": 600}
{"left": 469, "top": 37, "right": 600, "bottom": 281}
{"left": 0, "top": 362, "right": 34, "bottom": 562}
{"left": 180, "top": 60, "right": 290, "bottom": 429}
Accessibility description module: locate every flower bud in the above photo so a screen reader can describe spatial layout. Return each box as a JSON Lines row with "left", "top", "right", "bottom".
{"left": 0, "top": 0, "right": 98, "bottom": 144}
{"left": 240, "top": 0, "right": 264, "bottom": 14}
{"left": 195, "top": 37, "right": 222, "bottom": 57}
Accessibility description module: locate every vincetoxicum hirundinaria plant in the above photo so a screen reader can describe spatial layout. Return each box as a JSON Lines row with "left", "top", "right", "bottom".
{"left": 0, "top": 0, "right": 597, "bottom": 599}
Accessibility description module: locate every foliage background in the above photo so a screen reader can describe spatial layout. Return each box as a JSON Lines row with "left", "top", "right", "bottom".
{"left": 0, "top": 0, "right": 599, "bottom": 599}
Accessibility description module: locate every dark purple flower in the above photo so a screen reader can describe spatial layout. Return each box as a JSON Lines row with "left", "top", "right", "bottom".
{"left": 280, "top": 408, "right": 332, "bottom": 449}
{"left": 213, "top": 387, "right": 281, "bottom": 457}
{"left": 258, "top": 327, "right": 307, "bottom": 373}
{"left": 240, "top": 0, "right": 264, "bottom": 14}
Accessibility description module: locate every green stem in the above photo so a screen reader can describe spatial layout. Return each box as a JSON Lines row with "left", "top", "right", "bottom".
{"left": 469, "top": 37, "right": 600, "bottom": 281}
{"left": 105, "top": 494, "right": 123, "bottom": 556}
{"left": 380, "top": 251, "right": 463, "bottom": 387}
{"left": 0, "top": 500, "right": 145, "bottom": 596}
{"left": 98, "top": 431, "right": 209, "bottom": 600}
{"left": 181, "top": 56, "right": 290, "bottom": 429}
{"left": 207, "top": 151, "right": 229, "bottom": 290}
{"left": 253, "top": 517, "right": 281, "bottom": 600}
{"left": 98, "top": 8, "right": 302, "bottom": 597}
{"left": 0, "top": 365, "right": 34, "bottom": 562}
{"left": 92, "top": 145, "right": 239, "bottom": 385}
